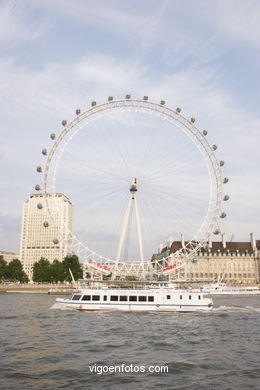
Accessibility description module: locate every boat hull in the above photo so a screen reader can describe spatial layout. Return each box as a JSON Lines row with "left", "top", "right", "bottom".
{"left": 55, "top": 298, "right": 213, "bottom": 312}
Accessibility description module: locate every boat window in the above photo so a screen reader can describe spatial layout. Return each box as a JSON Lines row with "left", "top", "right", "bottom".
{"left": 129, "top": 296, "right": 137, "bottom": 302}
{"left": 180, "top": 295, "right": 182, "bottom": 300}
{"left": 104, "top": 296, "right": 107, "bottom": 301}
{"left": 148, "top": 296, "right": 154, "bottom": 302}
{"left": 120, "top": 296, "right": 128, "bottom": 301}
{"left": 72, "top": 295, "right": 82, "bottom": 301}
{"left": 138, "top": 296, "right": 147, "bottom": 302}
{"left": 92, "top": 295, "right": 100, "bottom": 301}
{"left": 189, "top": 295, "right": 192, "bottom": 300}
{"left": 198, "top": 295, "right": 201, "bottom": 300}
{"left": 167, "top": 295, "right": 171, "bottom": 300}
{"left": 110, "top": 296, "right": 118, "bottom": 301}
{"left": 81, "top": 295, "right": 91, "bottom": 301}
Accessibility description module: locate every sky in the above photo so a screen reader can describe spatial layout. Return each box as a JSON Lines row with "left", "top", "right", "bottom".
{"left": 0, "top": 0, "right": 259, "bottom": 254}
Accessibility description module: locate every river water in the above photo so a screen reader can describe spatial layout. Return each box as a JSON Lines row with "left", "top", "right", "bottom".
{"left": 0, "top": 293, "right": 260, "bottom": 390}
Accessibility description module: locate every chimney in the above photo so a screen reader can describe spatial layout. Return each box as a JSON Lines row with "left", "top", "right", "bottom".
{"left": 167, "top": 236, "right": 174, "bottom": 249}
{"left": 158, "top": 244, "right": 164, "bottom": 254}
{"left": 208, "top": 234, "right": 212, "bottom": 248}
{"left": 222, "top": 232, "right": 226, "bottom": 249}
{"left": 250, "top": 233, "right": 256, "bottom": 251}
{"left": 181, "top": 234, "right": 185, "bottom": 248}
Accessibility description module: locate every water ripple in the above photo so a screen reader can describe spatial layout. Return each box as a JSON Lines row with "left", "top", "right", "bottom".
{"left": 0, "top": 294, "right": 260, "bottom": 390}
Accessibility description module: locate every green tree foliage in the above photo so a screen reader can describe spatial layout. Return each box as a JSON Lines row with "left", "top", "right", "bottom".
{"left": 7, "top": 259, "right": 29, "bottom": 282}
{"left": 32, "top": 255, "right": 83, "bottom": 283}
{"left": 0, "top": 256, "right": 8, "bottom": 281}
{"left": 63, "top": 255, "right": 83, "bottom": 281}
{"left": 33, "top": 258, "right": 51, "bottom": 282}
{"left": 49, "top": 260, "right": 64, "bottom": 283}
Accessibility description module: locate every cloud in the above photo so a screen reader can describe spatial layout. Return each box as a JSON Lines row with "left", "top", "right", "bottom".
{"left": 0, "top": 212, "right": 21, "bottom": 252}
{"left": 0, "top": 0, "right": 259, "bottom": 253}
{"left": 201, "top": 0, "right": 260, "bottom": 49}
{"left": 0, "top": 0, "right": 53, "bottom": 48}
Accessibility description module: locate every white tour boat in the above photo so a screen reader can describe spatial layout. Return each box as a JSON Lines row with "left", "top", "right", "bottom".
{"left": 55, "top": 285, "right": 213, "bottom": 312}
{"left": 200, "top": 283, "right": 260, "bottom": 295}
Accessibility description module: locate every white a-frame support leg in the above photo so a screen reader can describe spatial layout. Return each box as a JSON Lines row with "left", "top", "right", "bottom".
{"left": 134, "top": 195, "right": 144, "bottom": 267}
{"left": 115, "top": 178, "right": 144, "bottom": 270}
{"left": 116, "top": 195, "right": 132, "bottom": 264}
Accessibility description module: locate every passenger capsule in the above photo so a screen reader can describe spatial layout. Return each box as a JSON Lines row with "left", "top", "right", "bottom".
{"left": 143, "top": 96, "right": 148, "bottom": 101}
{"left": 220, "top": 160, "right": 225, "bottom": 166}
{"left": 53, "top": 238, "right": 59, "bottom": 244}
{"left": 50, "top": 133, "right": 56, "bottom": 140}
{"left": 220, "top": 212, "right": 226, "bottom": 218}
{"left": 42, "top": 149, "right": 47, "bottom": 156}
{"left": 75, "top": 109, "right": 81, "bottom": 115}
{"left": 125, "top": 94, "right": 131, "bottom": 99}
{"left": 36, "top": 166, "right": 42, "bottom": 173}
{"left": 223, "top": 177, "right": 229, "bottom": 184}
{"left": 108, "top": 96, "right": 113, "bottom": 101}
{"left": 91, "top": 101, "right": 96, "bottom": 107}
{"left": 160, "top": 100, "right": 165, "bottom": 105}
{"left": 223, "top": 195, "right": 229, "bottom": 201}
{"left": 176, "top": 107, "right": 181, "bottom": 113}
{"left": 37, "top": 203, "right": 43, "bottom": 209}
{"left": 43, "top": 221, "right": 49, "bottom": 227}
{"left": 190, "top": 117, "right": 195, "bottom": 123}
{"left": 212, "top": 144, "right": 218, "bottom": 151}
{"left": 35, "top": 184, "right": 41, "bottom": 191}
{"left": 62, "top": 120, "right": 67, "bottom": 126}
{"left": 202, "top": 130, "right": 208, "bottom": 136}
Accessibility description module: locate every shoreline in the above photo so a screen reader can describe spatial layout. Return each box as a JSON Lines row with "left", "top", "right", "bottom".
{"left": 0, "top": 283, "right": 74, "bottom": 294}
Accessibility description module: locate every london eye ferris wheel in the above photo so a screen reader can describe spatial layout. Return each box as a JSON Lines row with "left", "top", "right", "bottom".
{"left": 35, "top": 95, "right": 229, "bottom": 279}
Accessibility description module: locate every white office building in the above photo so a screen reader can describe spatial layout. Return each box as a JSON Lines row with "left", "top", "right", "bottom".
{"left": 20, "top": 193, "right": 73, "bottom": 279}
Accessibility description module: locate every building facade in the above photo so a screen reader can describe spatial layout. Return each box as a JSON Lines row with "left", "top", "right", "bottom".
{"left": 20, "top": 193, "right": 73, "bottom": 279}
{"left": 0, "top": 251, "right": 20, "bottom": 264}
{"left": 157, "top": 234, "right": 260, "bottom": 285}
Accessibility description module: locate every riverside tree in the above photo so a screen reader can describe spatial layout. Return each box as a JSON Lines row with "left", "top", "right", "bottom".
{"left": 49, "top": 260, "right": 64, "bottom": 283}
{"left": 63, "top": 255, "right": 83, "bottom": 281}
{"left": 0, "top": 256, "right": 8, "bottom": 281}
{"left": 32, "top": 255, "right": 83, "bottom": 283}
{"left": 6, "top": 259, "right": 29, "bottom": 282}
{"left": 33, "top": 258, "right": 51, "bottom": 282}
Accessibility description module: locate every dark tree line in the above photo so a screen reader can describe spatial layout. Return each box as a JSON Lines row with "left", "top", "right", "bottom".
{"left": 32, "top": 255, "right": 83, "bottom": 283}
{"left": 0, "top": 254, "right": 83, "bottom": 284}
{"left": 0, "top": 256, "right": 29, "bottom": 282}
